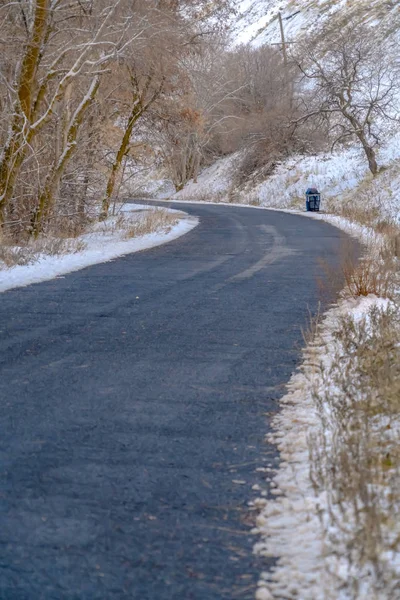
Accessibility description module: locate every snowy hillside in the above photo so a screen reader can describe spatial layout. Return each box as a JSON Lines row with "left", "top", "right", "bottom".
{"left": 174, "top": 133, "right": 400, "bottom": 226}
{"left": 234, "top": 0, "right": 399, "bottom": 47}
{"left": 167, "top": 0, "right": 400, "bottom": 228}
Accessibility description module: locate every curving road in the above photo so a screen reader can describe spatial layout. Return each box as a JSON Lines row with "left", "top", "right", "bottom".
{"left": 0, "top": 203, "right": 349, "bottom": 599}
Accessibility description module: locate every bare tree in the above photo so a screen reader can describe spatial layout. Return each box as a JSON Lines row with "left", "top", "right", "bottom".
{"left": 31, "top": 75, "right": 101, "bottom": 236}
{"left": 154, "top": 100, "right": 205, "bottom": 191}
{"left": 220, "top": 44, "right": 299, "bottom": 158}
{"left": 100, "top": 65, "right": 164, "bottom": 219}
{"left": 293, "top": 25, "right": 399, "bottom": 175}
{"left": 0, "top": 0, "right": 234, "bottom": 234}
{"left": 98, "top": 1, "right": 233, "bottom": 208}
{"left": 0, "top": 0, "right": 139, "bottom": 230}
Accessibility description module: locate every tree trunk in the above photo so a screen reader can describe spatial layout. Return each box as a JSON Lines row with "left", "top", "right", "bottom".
{"left": 360, "top": 139, "right": 378, "bottom": 176}
{"left": 100, "top": 101, "right": 143, "bottom": 221}
{"left": 192, "top": 148, "right": 201, "bottom": 184}
{"left": 0, "top": 0, "right": 51, "bottom": 224}
{"left": 100, "top": 70, "right": 164, "bottom": 221}
{"left": 31, "top": 76, "right": 100, "bottom": 236}
{"left": 341, "top": 104, "right": 379, "bottom": 176}
{"left": 78, "top": 113, "right": 96, "bottom": 218}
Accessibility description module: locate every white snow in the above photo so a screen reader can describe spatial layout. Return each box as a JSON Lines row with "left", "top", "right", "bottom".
{"left": 173, "top": 152, "right": 241, "bottom": 203}
{"left": 0, "top": 205, "right": 198, "bottom": 293}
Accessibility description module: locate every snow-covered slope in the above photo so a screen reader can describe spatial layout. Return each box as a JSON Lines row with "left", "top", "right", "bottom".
{"left": 172, "top": 132, "right": 400, "bottom": 226}
{"left": 234, "top": 0, "right": 399, "bottom": 47}
{"left": 171, "top": 0, "right": 400, "bottom": 225}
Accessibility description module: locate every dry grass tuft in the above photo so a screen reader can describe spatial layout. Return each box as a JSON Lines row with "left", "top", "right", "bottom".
{"left": 308, "top": 302, "right": 400, "bottom": 596}
{"left": 318, "top": 229, "right": 399, "bottom": 301}
{"left": 342, "top": 253, "right": 397, "bottom": 299}
{"left": 330, "top": 185, "right": 394, "bottom": 231}
{"left": 123, "top": 208, "right": 180, "bottom": 239}
{"left": 0, "top": 234, "right": 86, "bottom": 269}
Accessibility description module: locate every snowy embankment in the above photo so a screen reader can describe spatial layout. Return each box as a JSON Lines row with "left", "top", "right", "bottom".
{"left": 172, "top": 133, "right": 400, "bottom": 225}
{"left": 253, "top": 294, "right": 400, "bottom": 600}
{"left": 234, "top": 0, "right": 391, "bottom": 48}
{"left": 0, "top": 205, "right": 197, "bottom": 293}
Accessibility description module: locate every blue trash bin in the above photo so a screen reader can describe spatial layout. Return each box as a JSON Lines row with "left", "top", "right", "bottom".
{"left": 305, "top": 188, "right": 321, "bottom": 212}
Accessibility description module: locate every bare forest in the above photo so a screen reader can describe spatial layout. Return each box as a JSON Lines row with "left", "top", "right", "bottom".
{"left": 1, "top": 2, "right": 398, "bottom": 243}
{"left": 0, "top": 0, "right": 235, "bottom": 239}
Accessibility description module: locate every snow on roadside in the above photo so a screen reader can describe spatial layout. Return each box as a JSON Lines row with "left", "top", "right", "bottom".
{"left": 253, "top": 293, "right": 400, "bottom": 600}
{"left": 0, "top": 205, "right": 198, "bottom": 293}
{"left": 250, "top": 210, "right": 400, "bottom": 598}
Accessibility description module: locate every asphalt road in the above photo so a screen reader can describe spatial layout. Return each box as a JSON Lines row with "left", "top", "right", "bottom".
{"left": 0, "top": 203, "right": 349, "bottom": 600}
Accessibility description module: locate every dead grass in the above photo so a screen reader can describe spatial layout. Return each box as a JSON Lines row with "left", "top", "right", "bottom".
{"left": 338, "top": 203, "right": 382, "bottom": 228}
{"left": 308, "top": 302, "right": 400, "bottom": 596}
{"left": 318, "top": 228, "right": 399, "bottom": 302}
{"left": 0, "top": 206, "right": 182, "bottom": 270}
{"left": 0, "top": 234, "right": 86, "bottom": 269}
{"left": 123, "top": 207, "right": 180, "bottom": 239}
{"left": 331, "top": 182, "right": 400, "bottom": 234}
{"left": 342, "top": 253, "right": 397, "bottom": 299}
{"left": 306, "top": 201, "right": 400, "bottom": 595}
{"left": 289, "top": 195, "right": 305, "bottom": 210}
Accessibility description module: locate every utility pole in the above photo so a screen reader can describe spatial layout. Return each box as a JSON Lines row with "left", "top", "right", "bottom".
{"left": 278, "top": 11, "right": 288, "bottom": 68}
{"left": 274, "top": 10, "right": 300, "bottom": 107}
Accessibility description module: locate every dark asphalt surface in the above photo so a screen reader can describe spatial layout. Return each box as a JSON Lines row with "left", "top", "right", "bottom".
{"left": 0, "top": 203, "right": 349, "bottom": 600}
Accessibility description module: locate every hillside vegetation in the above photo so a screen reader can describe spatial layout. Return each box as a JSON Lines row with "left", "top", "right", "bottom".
{"left": 171, "top": 0, "right": 400, "bottom": 231}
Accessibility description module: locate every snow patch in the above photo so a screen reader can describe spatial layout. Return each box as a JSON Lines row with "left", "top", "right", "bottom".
{"left": 0, "top": 205, "right": 197, "bottom": 293}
